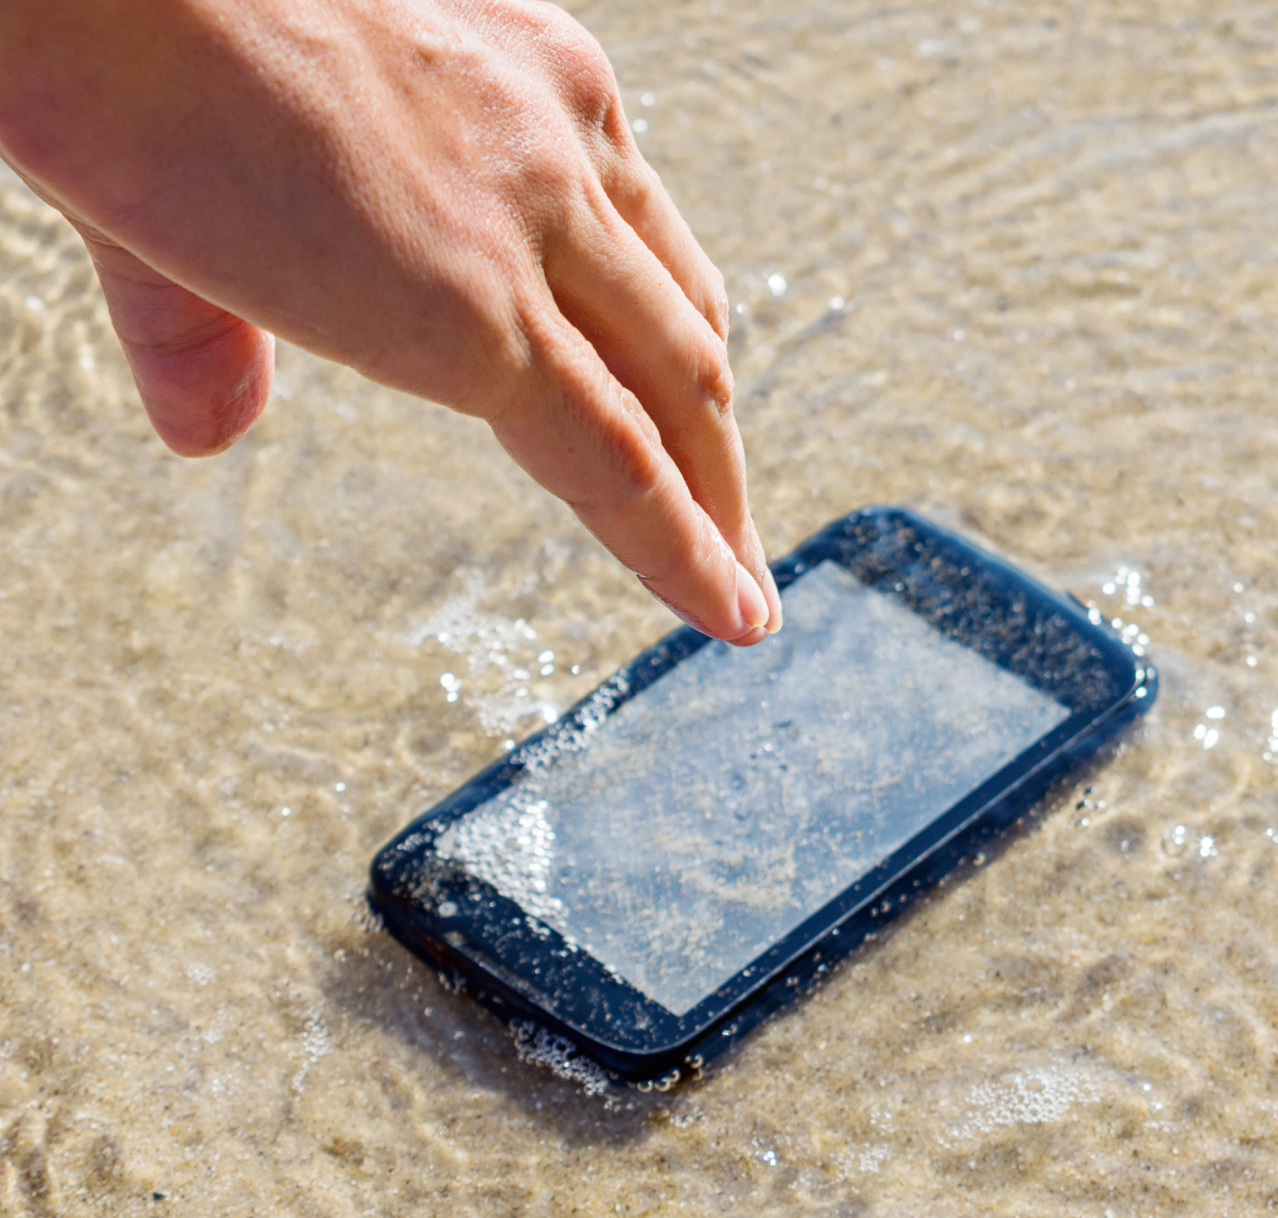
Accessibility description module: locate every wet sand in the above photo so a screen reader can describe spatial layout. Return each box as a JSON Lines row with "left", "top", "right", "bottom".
{"left": 2, "top": 0, "right": 1277, "bottom": 1213}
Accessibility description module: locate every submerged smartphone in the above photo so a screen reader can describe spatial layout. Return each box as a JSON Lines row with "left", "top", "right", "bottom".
{"left": 370, "top": 508, "right": 1156, "bottom": 1084}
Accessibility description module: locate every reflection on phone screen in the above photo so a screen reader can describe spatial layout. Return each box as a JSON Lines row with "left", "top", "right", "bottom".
{"left": 434, "top": 562, "right": 1070, "bottom": 1016}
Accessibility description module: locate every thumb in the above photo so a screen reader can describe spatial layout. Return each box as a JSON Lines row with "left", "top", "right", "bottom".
{"left": 82, "top": 232, "right": 274, "bottom": 457}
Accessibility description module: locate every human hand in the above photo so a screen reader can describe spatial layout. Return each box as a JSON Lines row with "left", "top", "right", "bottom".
{"left": 0, "top": 0, "right": 782, "bottom": 643}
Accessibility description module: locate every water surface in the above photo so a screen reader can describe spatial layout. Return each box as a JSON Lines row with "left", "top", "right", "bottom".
{"left": 2, "top": 0, "right": 1278, "bottom": 1213}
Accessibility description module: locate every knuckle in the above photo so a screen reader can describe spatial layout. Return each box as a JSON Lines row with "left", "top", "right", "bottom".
{"left": 651, "top": 518, "right": 731, "bottom": 595}
{"left": 564, "top": 415, "right": 664, "bottom": 518}
{"left": 596, "top": 404, "right": 665, "bottom": 500}
{"left": 706, "top": 269, "right": 731, "bottom": 339}
{"left": 452, "top": 298, "right": 540, "bottom": 419}
{"left": 358, "top": 277, "right": 537, "bottom": 422}
{"left": 692, "top": 335, "right": 735, "bottom": 419}
{"left": 602, "top": 153, "right": 659, "bottom": 211}
{"left": 549, "top": 28, "right": 624, "bottom": 139}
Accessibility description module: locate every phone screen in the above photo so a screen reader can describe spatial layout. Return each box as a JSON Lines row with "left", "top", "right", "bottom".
{"left": 433, "top": 561, "right": 1070, "bottom": 1016}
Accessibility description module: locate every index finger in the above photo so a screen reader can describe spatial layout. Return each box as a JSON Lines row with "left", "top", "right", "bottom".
{"left": 489, "top": 304, "right": 771, "bottom": 644}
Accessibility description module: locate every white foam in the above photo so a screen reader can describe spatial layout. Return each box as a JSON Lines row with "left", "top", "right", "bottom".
{"left": 397, "top": 571, "right": 564, "bottom": 734}
{"left": 510, "top": 1020, "right": 611, "bottom": 1098}
{"left": 291, "top": 1006, "right": 333, "bottom": 1093}
{"left": 943, "top": 1062, "right": 1102, "bottom": 1143}
{"left": 435, "top": 792, "right": 565, "bottom": 925}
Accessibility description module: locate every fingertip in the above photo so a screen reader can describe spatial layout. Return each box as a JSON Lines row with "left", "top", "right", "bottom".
{"left": 84, "top": 239, "right": 275, "bottom": 458}
{"left": 135, "top": 323, "right": 275, "bottom": 457}
{"left": 735, "top": 560, "right": 769, "bottom": 630}
{"left": 762, "top": 565, "right": 784, "bottom": 634}
{"left": 727, "top": 625, "right": 769, "bottom": 648}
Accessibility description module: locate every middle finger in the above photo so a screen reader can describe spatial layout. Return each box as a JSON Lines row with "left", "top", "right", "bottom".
{"left": 543, "top": 184, "right": 782, "bottom": 630}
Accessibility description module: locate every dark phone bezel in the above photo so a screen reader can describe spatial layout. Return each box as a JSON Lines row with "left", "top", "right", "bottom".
{"left": 369, "top": 507, "right": 1155, "bottom": 1080}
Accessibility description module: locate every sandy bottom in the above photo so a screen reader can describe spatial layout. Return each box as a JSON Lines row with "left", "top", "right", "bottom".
{"left": 2, "top": 0, "right": 1278, "bottom": 1213}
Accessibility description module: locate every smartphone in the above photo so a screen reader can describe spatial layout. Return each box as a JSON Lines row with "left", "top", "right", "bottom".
{"left": 369, "top": 507, "right": 1156, "bottom": 1085}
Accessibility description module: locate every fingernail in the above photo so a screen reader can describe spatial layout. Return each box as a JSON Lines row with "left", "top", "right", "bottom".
{"left": 762, "top": 567, "right": 784, "bottom": 634}
{"left": 736, "top": 561, "right": 769, "bottom": 631}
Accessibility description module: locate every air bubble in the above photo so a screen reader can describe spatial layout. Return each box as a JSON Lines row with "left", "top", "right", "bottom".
{"left": 947, "top": 1063, "right": 1102, "bottom": 1140}
{"left": 511, "top": 1020, "right": 610, "bottom": 1097}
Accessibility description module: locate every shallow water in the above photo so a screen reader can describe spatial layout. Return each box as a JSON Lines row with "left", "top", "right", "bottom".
{"left": 2, "top": 0, "right": 1277, "bottom": 1213}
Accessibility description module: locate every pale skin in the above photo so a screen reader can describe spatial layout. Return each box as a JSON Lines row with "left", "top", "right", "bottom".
{"left": 0, "top": 0, "right": 783, "bottom": 644}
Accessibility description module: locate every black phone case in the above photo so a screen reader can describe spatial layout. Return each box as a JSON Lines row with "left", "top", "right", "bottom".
{"left": 369, "top": 507, "right": 1156, "bottom": 1087}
